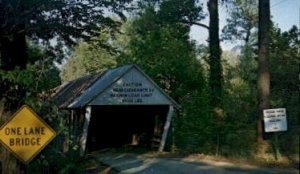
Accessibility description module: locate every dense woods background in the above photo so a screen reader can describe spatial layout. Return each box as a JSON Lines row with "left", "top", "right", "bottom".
{"left": 0, "top": 0, "right": 299, "bottom": 173}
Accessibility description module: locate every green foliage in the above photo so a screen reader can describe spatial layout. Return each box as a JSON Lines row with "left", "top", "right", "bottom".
{"left": 269, "top": 26, "right": 300, "bottom": 156}
{"left": 220, "top": 31, "right": 259, "bottom": 156}
{"left": 25, "top": 102, "right": 71, "bottom": 173}
{"left": 60, "top": 26, "right": 120, "bottom": 82}
{"left": 221, "top": 32, "right": 258, "bottom": 156}
{"left": 12, "top": 75, "right": 84, "bottom": 173}
{"left": 0, "top": 42, "right": 74, "bottom": 173}
{"left": 0, "top": 43, "right": 61, "bottom": 109}
{"left": 0, "top": 0, "right": 298, "bottom": 169}
{"left": 175, "top": 90, "right": 213, "bottom": 153}
{"left": 0, "top": 85, "right": 72, "bottom": 174}
{"left": 119, "top": 1, "right": 205, "bottom": 97}
{"left": 0, "top": 0, "right": 133, "bottom": 65}
{"left": 219, "top": 25, "right": 299, "bottom": 161}
{"left": 158, "top": 0, "right": 206, "bottom": 25}
{"left": 222, "top": 0, "right": 258, "bottom": 43}
{"left": 118, "top": 1, "right": 214, "bottom": 153}
{"left": 60, "top": 42, "right": 116, "bottom": 82}
{"left": 220, "top": 0, "right": 259, "bottom": 156}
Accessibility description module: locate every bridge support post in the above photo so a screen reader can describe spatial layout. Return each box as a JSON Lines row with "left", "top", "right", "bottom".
{"left": 80, "top": 106, "right": 91, "bottom": 156}
{"left": 159, "top": 105, "right": 174, "bottom": 152}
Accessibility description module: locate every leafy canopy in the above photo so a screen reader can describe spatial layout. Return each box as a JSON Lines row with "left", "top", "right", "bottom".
{"left": 0, "top": 0, "right": 133, "bottom": 65}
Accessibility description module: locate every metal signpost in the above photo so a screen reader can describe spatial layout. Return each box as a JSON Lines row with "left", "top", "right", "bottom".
{"left": 0, "top": 105, "right": 56, "bottom": 168}
{"left": 263, "top": 108, "right": 287, "bottom": 160}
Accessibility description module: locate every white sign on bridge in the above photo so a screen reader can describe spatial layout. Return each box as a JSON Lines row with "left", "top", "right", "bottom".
{"left": 263, "top": 108, "right": 287, "bottom": 132}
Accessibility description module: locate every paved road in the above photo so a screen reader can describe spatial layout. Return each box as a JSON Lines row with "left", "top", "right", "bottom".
{"left": 94, "top": 153, "right": 298, "bottom": 174}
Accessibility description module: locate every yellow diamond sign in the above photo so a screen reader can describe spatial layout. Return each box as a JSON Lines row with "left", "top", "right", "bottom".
{"left": 0, "top": 105, "right": 56, "bottom": 164}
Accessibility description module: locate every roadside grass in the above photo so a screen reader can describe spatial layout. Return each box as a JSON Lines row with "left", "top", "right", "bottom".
{"left": 144, "top": 151, "right": 299, "bottom": 171}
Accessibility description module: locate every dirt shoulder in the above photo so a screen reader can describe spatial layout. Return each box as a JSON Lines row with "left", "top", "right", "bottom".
{"left": 150, "top": 152, "right": 299, "bottom": 171}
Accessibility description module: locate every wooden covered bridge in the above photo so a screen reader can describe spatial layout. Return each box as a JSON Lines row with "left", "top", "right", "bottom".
{"left": 52, "top": 64, "right": 179, "bottom": 155}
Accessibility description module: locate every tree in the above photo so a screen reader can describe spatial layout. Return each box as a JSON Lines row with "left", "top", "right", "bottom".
{"left": 0, "top": 1, "right": 132, "bottom": 172}
{"left": 222, "top": 0, "right": 258, "bottom": 88}
{"left": 207, "top": 0, "right": 223, "bottom": 118}
{"left": 257, "top": 0, "right": 270, "bottom": 152}
{"left": 60, "top": 31, "right": 117, "bottom": 82}
{"left": 205, "top": 0, "right": 225, "bottom": 156}
{"left": 0, "top": 43, "right": 61, "bottom": 174}
{"left": 220, "top": 0, "right": 259, "bottom": 155}
{"left": 222, "top": 0, "right": 258, "bottom": 133}
{"left": 0, "top": 0, "right": 131, "bottom": 70}
{"left": 269, "top": 26, "right": 300, "bottom": 157}
{"left": 221, "top": 0, "right": 299, "bottom": 159}
{"left": 119, "top": 0, "right": 205, "bottom": 97}
{"left": 118, "top": 0, "right": 212, "bottom": 152}
{"left": 222, "top": 0, "right": 258, "bottom": 44}
{"left": 0, "top": 0, "right": 133, "bottom": 108}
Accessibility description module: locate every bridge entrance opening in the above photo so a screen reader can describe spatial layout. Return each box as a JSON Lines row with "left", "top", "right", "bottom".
{"left": 86, "top": 105, "right": 169, "bottom": 152}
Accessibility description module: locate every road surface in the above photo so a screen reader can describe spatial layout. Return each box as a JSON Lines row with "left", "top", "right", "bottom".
{"left": 88, "top": 153, "right": 298, "bottom": 174}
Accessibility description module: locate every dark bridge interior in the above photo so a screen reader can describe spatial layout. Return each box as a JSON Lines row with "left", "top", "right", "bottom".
{"left": 86, "top": 105, "right": 169, "bottom": 152}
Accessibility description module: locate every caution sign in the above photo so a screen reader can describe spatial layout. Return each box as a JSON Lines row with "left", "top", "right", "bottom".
{"left": 263, "top": 108, "right": 287, "bottom": 132}
{"left": 0, "top": 105, "right": 56, "bottom": 163}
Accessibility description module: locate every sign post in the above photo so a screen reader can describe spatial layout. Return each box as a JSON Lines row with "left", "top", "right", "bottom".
{"left": 263, "top": 108, "right": 287, "bottom": 160}
{"left": 0, "top": 105, "right": 56, "bottom": 164}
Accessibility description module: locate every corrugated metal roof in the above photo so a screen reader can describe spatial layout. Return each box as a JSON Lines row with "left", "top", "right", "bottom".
{"left": 53, "top": 64, "right": 179, "bottom": 109}
{"left": 53, "top": 73, "right": 103, "bottom": 108}
{"left": 68, "top": 64, "right": 133, "bottom": 108}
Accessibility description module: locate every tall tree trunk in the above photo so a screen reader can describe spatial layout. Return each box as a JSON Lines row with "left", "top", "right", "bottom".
{"left": 0, "top": 1, "right": 28, "bottom": 70}
{"left": 0, "top": 30, "right": 27, "bottom": 70}
{"left": 208, "top": 0, "right": 223, "bottom": 155}
{"left": 0, "top": 2, "right": 28, "bottom": 173}
{"left": 208, "top": 0, "right": 223, "bottom": 113}
{"left": 257, "top": 0, "right": 270, "bottom": 152}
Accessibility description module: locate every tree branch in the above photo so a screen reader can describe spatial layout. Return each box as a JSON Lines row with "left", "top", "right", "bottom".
{"left": 190, "top": 22, "right": 210, "bottom": 30}
{"left": 181, "top": 20, "right": 209, "bottom": 30}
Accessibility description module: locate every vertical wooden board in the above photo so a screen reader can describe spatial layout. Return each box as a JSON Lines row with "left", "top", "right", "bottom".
{"left": 159, "top": 105, "right": 174, "bottom": 152}
{"left": 80, "top": 106, "right": 91, "bottom": 156}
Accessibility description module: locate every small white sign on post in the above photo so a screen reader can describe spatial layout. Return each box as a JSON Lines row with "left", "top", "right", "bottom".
{"left": 263, "top": 108, "right": 287, "bottom": 132}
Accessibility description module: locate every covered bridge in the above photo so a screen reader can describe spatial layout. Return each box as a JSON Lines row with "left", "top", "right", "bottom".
{"left": 53, "top": 64, "right": 179, "bottom": 154}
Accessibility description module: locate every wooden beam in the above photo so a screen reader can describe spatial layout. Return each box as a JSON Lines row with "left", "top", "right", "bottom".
{"left": 80, "top": 106, "right": 91, "bottom": 156}
{"left": 159, "top": 105, "right": 174, "bottom": 152}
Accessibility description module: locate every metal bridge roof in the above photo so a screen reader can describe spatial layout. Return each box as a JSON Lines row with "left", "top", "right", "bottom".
{"left": 53, "top": 64, "right": 179, "bottom": 109}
